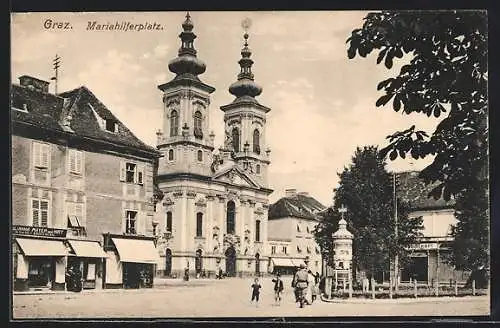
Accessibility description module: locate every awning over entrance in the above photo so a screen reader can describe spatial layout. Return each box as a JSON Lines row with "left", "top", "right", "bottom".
{"left": 16, "top": 237, "right": 67, "bottom": 257}
{"left": 111, "top": 238, "right": 159, "bottom": 264}
{"left": 272, "top": 258, "right": 296, "bottom": 267}
{"left": 67, "top": 239, "right": 108, "bottom": 258}
{"left": 291, "top": 259, "right": 306, "bottom": 267}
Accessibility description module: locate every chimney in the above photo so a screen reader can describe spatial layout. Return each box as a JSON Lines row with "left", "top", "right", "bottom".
{"left": 298, "top": 191, "right": 309, "bottom": 197}
{"left": 285, "top": 189, "right": 297, "bottom": 197}
{"left": 19, "top": 75, "right": 50, "bottom": 93}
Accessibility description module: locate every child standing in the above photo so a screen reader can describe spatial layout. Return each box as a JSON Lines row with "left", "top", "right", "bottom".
{"left": 272, "top": 273, "right": 284, "bottom": 306}
{"left": 251, "top": 277, "right": 262, "bottom": 307}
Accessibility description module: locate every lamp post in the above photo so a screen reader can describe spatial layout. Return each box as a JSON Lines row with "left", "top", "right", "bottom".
{"left": 393, "top": 172, "right": 399, "bottom": 291}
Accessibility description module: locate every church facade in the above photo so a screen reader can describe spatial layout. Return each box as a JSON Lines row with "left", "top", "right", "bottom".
{"left": 153, "top": 14, "right": 273, "bottom": 278}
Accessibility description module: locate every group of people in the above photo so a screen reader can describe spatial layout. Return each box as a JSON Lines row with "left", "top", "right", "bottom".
{"left": 249, "top": 263, "right": 321, "bottom": 308}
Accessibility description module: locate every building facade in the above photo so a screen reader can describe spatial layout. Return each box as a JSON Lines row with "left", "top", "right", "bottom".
{"left": 267, "top": 189, "right": 325, "bottom": 276}
{"left": 396, "top": 171, "right": 469, "bottom": 284}
{"left": 11, "top": 75, "right": 160, "bottom": 291}
{"left": 153, "top": 14, "right": 273, "bottom": 278}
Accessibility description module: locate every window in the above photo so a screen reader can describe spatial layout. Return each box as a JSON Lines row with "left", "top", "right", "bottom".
{"left": 120, "top": 162, "right": 144, "bottom": 184}
{"left": 316, "top": 247, "right": 320, "bottom": 254}
{"left": 226, "top": 201, "right": 236, "bottom": 234}
{"left": 170, "top": 110, "right": 179, "bottom": 136}
{"left": 126, "top": 163, "right": 136, "bottom": 183}
{"left": 255, "top": 220, "right": 261, "bottom": 242}
{"left": 231, "top": 128, "right": 240, "bottom": 152}
{"left": 196, "top": 212, "right": 203, "bottom": 237}
{"left": 256, "top": 164, "right": 261, "bottom": 174}
{"left": 271, "top": 246, "right": 276, "bottom": 254}
{"left": 166, "top": 211, "right": 173, "bottom": 232}
{"left": 68, "top": 149, "right": 83, "bottom": 174}
{"left": 67, "top": 202, "right": 86, "bottom": 236}
{"left": 297, "top": 224, "right": 301, "bottom": 233}
{"left": 32, "top": 198, "right": 49, "bottom": 227}
{"left": 297, "top": 245, "right": 302, "bottom": 253}
{"left": 33, "top": 142, "right": 50, "bottom": 169}
{"left": 307, "top": 246, "right": 311, "bottom": 254}
{"left": 282, "top": 246, "right": 287, "bottom": 254}
{"left": 194, "top": 111, "right": 203, "bottom": 139}
{"left": 105, "top": 119, "right": 118, "bottom": 133}
{"left": 168, "top": 149, "right": 174, "bottom": 161}
{"left": 125, "top": 210, "right": 137, "bottom": 234}
{"left": 197, "top": 150, "right": 203, "bottom": 162}
{"left": 253, "top": 129, "right": 260, "bottom": 154}
{"left": 306, "top": 226, "right": 310, "bottom": 234}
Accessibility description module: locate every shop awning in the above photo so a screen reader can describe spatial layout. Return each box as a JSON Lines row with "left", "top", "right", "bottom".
{"left": 112, "top": 238, "right": 159, "bottom": 264}
{"left": 15, "top": 237, "right": 67, "bottom": 257}
{"left": 67, "top": 239, "right": 108, "bottom": 258}
{"left": 271, "top": 258, "right": 296, "bottom": 267}
{"left": 292, "top": 259, "right": 306, "bottom": 267}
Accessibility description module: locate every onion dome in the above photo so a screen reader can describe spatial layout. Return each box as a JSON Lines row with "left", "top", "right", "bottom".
{"left": 168, "top": 12, "right": 206, "bottom": 77}
{"left": 228, "top": 32, "right": 263, "bottom": 98}
{"left": 332, "top": 218, "right": 353, "bottom": 239}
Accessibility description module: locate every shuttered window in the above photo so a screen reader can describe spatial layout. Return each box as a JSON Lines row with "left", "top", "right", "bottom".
{"left": 32, "top": 198, "right": 49, "bottom": 227}
{"left": 120, "top": 162, "right": 144, "bottom": 184}
{"left": 33, "top": 142, "right": 50, "bottom": 169}
{"left": 69, "top": 149, "right": 83, "bottom": 174}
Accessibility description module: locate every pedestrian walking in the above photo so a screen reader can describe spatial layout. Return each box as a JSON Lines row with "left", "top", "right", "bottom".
{"left": 250, "top": 277, "right": 262, "bottom": 307}
{"left": 272, "top": 273, "right": 284, "bottom": 306}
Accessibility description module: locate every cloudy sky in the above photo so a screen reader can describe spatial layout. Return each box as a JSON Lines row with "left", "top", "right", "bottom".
{"left": 11, "top": 11, "right": 443, "bottom": 205}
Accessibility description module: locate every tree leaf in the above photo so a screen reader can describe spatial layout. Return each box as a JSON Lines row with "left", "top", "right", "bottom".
{"left": 393, "top": 94, "right": 401, "bottom": 111}
{"left": 385, "top": 49, "right": 394, "bottom": 69}
{"left": 377, "top": 48, "right": 388, "bottom": 64}
{"left": 376, "top": 93, "right": 394, "bottom": 107}
{"left": 389, "top": 149, "right": 398, "bottom": 160}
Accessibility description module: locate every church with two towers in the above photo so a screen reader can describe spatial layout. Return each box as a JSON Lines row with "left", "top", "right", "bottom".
{"left": 153, "top": 13, "right": 274, "bottom": 278}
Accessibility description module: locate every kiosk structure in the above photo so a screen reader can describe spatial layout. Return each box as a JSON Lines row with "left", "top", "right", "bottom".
{"left": 331, "top": 214, "right": 353, "bottom": 296}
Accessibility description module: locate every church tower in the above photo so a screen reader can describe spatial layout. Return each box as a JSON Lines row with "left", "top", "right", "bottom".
{"left": 220, "top": 23, "right": 272, "bottom": 188}
{"left": 157, "top": 13, "right": 216, "bottom": 177}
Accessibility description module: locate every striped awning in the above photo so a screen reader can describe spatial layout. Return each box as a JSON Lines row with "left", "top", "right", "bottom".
{"left": 67, "top": 239, "right": 107, "bottom": 258}
{"left": 271, "top": 258, "right": 295, "bottom": 267}
{"left": 112, "top": 237, "right": 160, "bottom": 264}
{"left": 16, "top": 237, "right": 67, "bottom": 257}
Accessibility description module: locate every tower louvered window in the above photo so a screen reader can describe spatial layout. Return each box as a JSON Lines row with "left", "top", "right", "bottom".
{"left": 170, "top": 110, "right": 179, "bottom": 136}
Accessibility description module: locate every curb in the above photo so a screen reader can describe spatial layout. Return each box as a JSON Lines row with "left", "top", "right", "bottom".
{"left": 13, "top": 280, "right": 223, "bottom": 296}
{"left": 320, "top": 295, "right": 489, "bottom": 304}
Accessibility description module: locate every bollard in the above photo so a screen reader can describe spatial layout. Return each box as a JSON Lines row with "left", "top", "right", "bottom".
{"left": 389, "top": 277, "right": 393, "bottom": 299}
{"left": 414, "top": 279, "right": 418, "bottom": 298}
{"left": 455, "top": 280, "right": 458, "bottom": 296}
{"left": 371, "top": 278, "right": 375, "bottom": 299}
{"left": 472, "top": 280, "right": 476, "bottom": 296}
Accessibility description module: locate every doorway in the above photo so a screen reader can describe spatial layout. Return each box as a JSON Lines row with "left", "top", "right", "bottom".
{"left": 225, "top": 246, "right": 236, "bottom": 277}
{"left": 195, "top": 249, "right": 203, "bottom": 275}
{"left": 165, "top": 249, "right": 172, "bottom": 277}
{"left": 255, "top": 253, "right": 260, "bottom": 276}
{"left": 28, "top": 258, "right": 55, "bottom": 288}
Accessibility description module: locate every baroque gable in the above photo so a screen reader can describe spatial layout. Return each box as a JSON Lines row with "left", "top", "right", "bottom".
{"left": 212, "top": 166, "right": 260, "bottom": 189}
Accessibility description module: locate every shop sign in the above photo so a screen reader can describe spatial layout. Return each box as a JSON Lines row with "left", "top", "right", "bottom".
{"left": 12, "top": 225, "right": 67, "bottom": 238}
{"left": 408, "top": 243, "right": 439, "bottom": 250}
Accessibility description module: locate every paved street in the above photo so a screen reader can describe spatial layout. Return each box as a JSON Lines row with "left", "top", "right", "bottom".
{"left": 12, "top": 277, "right": 489, "bottom": 319}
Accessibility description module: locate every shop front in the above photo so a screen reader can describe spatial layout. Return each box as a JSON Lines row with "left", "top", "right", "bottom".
{"left": 102, "top": 234, "right": 159, "bottom": 289}
{"left": 12, "top": 226, "right": 68, "bottom": 291}
{"left": 66, "top": 239, "right": 108, "bottom": 290}
{"left": 268, "top": 257, "right": 297, "bottom": 276}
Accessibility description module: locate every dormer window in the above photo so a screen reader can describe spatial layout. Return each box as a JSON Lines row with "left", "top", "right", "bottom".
{"left": 105, "top": 119, "right": 118, "bottom": 133}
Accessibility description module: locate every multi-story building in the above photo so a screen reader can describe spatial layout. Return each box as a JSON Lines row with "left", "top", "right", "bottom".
{"left": 267, "top": 189, "right": 325, "bottom": 275}
{"left": 396, "top": 171, "right": 469, "bottom": 284}
{"left": 11, "top": 75, "right": 160, "bottom": 291}
{"left": 153, "top": 14, "right": 273, "bottom": 278}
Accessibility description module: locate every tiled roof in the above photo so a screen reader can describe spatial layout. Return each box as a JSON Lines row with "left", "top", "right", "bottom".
{"left": 269, "top": 194, "right": 326, "bottom": 221}
{"left": 396, "top": 171, "right": 455, "bottom": 210}
{"left": 11, "top": 84, "right": 159, "bottom": 157}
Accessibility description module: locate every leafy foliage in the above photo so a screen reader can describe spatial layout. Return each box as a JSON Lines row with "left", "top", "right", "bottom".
{"left": 346, "top": 11, "right": 488, "bottom": 201}
{"left": 315, "top": 146, "right": 423, "bottom": 279}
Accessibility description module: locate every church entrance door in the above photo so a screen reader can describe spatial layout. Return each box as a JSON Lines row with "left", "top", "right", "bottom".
{"left": 225, "top": 246, "right": 236, "bottom": 277}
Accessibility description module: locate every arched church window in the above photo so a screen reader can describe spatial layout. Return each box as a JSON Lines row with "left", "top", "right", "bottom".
{"left": 253, "top": 129, "right": 261, "bottom": 154}
{"left": 166, "top": 211, "right": 173, "bottom": 232}
{"left": 194, "top": 111, "right": 203, "bottom": 139}
{"left": 197, "top": 150, "right": 203, "bottom": 162}
{"left": 226, "top": 201, "right": 236, "bottom": 234}
{"left": 232, "top": 128, "right": 240, "bottom": 153}
{"left": 196, "top": 212, "right": 203, "bottom": 237}
{"left": 168, "top": 149, "right": 174, "bottom": 161}
{"left": 170, "top": 110, "right": 179, "bottom": 137}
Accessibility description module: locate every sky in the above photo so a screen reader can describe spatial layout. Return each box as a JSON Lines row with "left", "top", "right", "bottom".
{"left": 11, "top": 11, "right": 443, "bottom": 206}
